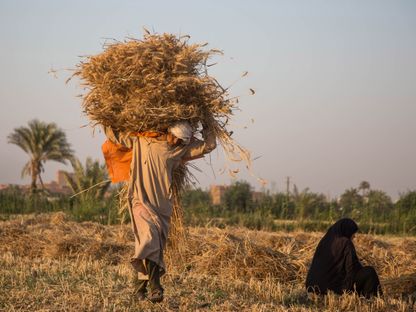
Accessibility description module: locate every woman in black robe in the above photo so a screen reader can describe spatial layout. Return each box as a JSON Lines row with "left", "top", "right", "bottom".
{"left": 305, "top": 218, "right": 382, "bottom": 298}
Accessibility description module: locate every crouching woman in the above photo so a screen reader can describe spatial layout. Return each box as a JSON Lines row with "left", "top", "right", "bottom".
{"left": 305, "top": 218, "right": 382, "bottom": 298}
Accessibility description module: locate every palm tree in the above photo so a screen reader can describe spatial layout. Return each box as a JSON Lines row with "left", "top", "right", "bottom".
{"left": 339, "top": 188, "right": 363, "bottom": 217}
{"left": 291, "top": 185, "right": 325, "bottom": 220}
{"left": 223, "top": 181, "right": 252, "bottom": 213}
{"left": 359, "top": 181, "right": 371, "bottom": 197}
{"left": 63, "top": 157, "right": 111, "bottom": 201}
{"left": 8, "top": 119, "right": 74, "bottom": 193}
{"left": 367, "top": 190, "right": 393, "bottom": 220}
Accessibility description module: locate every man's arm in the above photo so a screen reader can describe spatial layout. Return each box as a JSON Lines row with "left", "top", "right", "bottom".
{"left": 182, "top": 126, "right": 216, "bottom": 161}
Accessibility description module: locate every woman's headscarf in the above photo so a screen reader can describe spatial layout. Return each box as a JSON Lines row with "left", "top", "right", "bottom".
{"left": 325, "top": 218, "right": 358, "bottom": 239}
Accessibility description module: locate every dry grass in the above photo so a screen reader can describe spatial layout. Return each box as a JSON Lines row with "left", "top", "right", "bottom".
{"left": 1, "top": 213, "right": 415, "bottom": 311}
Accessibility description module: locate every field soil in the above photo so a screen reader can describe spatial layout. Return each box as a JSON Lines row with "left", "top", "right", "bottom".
{"left": 1, "top": 213, "right": 415, "bottom": 311}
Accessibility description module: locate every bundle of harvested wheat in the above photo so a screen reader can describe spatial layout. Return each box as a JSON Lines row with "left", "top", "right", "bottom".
{"left": 74, "top": 31, "right": 250, "bottom": 160}
{"left": 73, "top": 31, "right": 251, "bottom": 243}
{"left": 180, "top": 228, "right": 302, "bottom": 282}
{"left": 382, "top": 274, "right": 416, "bottom": 296}
{"left": 74, "top": 31, "right": 246, "bottom": 155}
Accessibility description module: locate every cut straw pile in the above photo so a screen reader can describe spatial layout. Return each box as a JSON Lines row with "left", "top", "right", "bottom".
{"left": 73, "top": 31, "right": 251, "bottom": 243}
{"left": 382, "top": 274, "right": 416, "bottom": 297}
{"left": 181, "top": 228, "right": 302, "bottom": 282}
{"left": 2, "top": 213, "right": 416, "bottom": 297}
{"left": 2, "top": 214, "right": 416, "bottom": 311}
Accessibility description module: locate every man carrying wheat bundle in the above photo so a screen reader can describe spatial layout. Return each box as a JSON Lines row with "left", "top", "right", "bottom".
{"left": 74, "top": 30, "right": 248, "bottom": 303}
{"left": 103, "top": 122, "right": 215, "bottom": 302}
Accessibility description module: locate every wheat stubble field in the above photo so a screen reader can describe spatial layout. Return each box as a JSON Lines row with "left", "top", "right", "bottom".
{"left": 1, "top": 213, "right": 415, "bottom": 311}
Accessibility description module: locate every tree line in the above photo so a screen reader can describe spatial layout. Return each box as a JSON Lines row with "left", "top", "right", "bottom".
{"left": 2, "top": 119, "right": 416, "bottom": 235}
{"left": 182, "top": 181, "right": 416, "bottom": 234}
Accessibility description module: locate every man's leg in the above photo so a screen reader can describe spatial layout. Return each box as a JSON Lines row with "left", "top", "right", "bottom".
{"left": 146, "top": 259, "right": 164, "bottom": 303}
{"left": 134, "top": 278, "right": 148, "bottom": 300}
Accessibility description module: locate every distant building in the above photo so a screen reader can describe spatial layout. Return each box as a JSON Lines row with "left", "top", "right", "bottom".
{"left": 209, "top": 184, "right": 265, "bottom": 205}
{"left": 57, "top": 170, "right": 71, "bottom": 189}
{"left": 251, "top": 191, "right": 265, "bottom": 203}
{"left": 210, "top": 185, "right": 229, "bottom": 205}
{"left": 0, "top": 170, "right": 74, "bottom": 195}
{"left": 43, "top": 170, "right": 73, "bottom": 195}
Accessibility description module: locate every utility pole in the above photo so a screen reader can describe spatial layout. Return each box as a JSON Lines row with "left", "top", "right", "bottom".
{"left": 286, "top": 176, "right": 291, "bottom": 196}
{"left": 281, "top": 176, "right": 291, "bottom": 219}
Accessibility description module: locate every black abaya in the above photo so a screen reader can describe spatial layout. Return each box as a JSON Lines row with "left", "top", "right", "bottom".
{"left": 305, "top": 218, "right": 381, "bottom": 297}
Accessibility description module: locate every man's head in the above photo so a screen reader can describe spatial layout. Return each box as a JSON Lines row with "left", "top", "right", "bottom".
{"left": 167, "top": 121, "right": 193, "bottom": 146}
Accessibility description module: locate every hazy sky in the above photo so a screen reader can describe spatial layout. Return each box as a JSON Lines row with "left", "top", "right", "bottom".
{"left": 1, "top": 0, "right": 415, "bottom": 199}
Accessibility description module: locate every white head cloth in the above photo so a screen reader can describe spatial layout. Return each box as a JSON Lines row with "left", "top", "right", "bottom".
{"left": 168, "top": 121, "right": 193, "bottom": 145}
